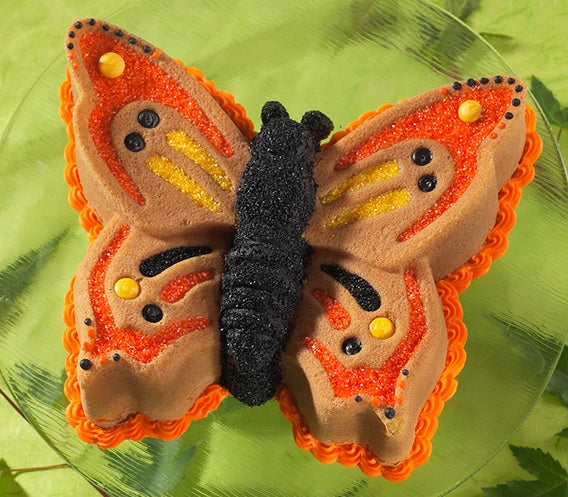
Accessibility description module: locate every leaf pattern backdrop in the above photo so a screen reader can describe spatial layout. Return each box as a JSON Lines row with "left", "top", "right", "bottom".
{"left": 0, "top": 0, "right": 567, "bottom": 496}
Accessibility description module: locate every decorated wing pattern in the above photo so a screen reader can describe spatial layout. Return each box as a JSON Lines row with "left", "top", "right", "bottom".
{"left": 61, "top": 19, "right": 541, "bottom": 478}
{"left": 281, "top": 77, "right": 537, "bottom": 474}
{"left": 62, "top": 19, "right": 251, "bottom": 439}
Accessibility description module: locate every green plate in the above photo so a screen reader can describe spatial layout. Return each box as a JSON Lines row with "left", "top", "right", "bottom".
{"left": 0, "top": 1, "right": 566, "bottom": 496}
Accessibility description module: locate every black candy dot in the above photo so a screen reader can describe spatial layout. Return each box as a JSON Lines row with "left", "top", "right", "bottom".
{"left": 452, "top": 82, "right": 462, "bottom": 90}
{"left": 495, "top": 75, "right": 503, "bottom": 83}
{"left": 67, "top": 43, "right": 74, "bottom": 50}
{"left": 103, "top": 24, "right": 110, "bottom": 31}
{"left": 384, "top": 407, "right": 396, "bottom": 419}
{"left": 79, "top": 359, "right": 92, "bottom": 370}
{"left": 129, "top": 38, "right": 137, "bottom": 44}
{"left": 507, "top": 77, "right": 516, "bottom": 84}
{"left": 505, "top": 112, "right": 514, "bottom": 120}
{"left": 355, "top": 395, "right": 362, "bottom": 402}
{"left": 418, "top": 174, "right": 437, "bottom": 192}
{"left": 466, "top": 78, "right": 477, "bottom": 87}
{"left": 412, "top": 147, "right": 433, "bottom": 166}
{"left": 512, "top": 98, "right": 521, "bottom": 107}
{"left": 402, "top": 368, "right": 410, "bottom": 376}
{"left": 143, "top": 45, "right": 152, "bottom": 53}
{"left": 113, "top": 353, "right": 121, "bottom": 361}
{"left": 480, "top": 77, "right": 489, "bottom": 84}
{"left": 88, "top": 19, "right": 96, "bottom": 25}
{"left": 138, "top": 109, "right": 160, "bottom": 129}
{"left": 74, "top": 21, "right": 83, "bottom": 29}
{"left": 68, "top": 31, "right": 75, "bottom": 38}
{"left": 116, "top": 30, "right": 124, "bottom": 37}
{"left": 124, "top": 132, "right": 145, "bottom": 152}
{"left": 342, "top": 337, "right": 362, "bottom": 356}
{"left": 515, "top": 85, "right": 523, "bottom": 92}
{"left": 84, "top": 317, "right": 92, "bottom": 326}
{"left": 142, "top": 304, "right": 163, "bottom": 323}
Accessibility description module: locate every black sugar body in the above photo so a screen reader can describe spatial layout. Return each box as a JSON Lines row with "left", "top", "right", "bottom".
{"left": 220, "top": 101, "right": 333, "bottom": 406}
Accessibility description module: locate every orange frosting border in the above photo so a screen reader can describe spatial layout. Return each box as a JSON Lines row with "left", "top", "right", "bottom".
{"left": 59, "top": 63, "right": 254, "bottom": 448}
{"left": 276, "top": 103, "right": 541, "bottom": 480}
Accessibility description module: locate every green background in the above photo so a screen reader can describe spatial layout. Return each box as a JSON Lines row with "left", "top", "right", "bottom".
{"left": 0, "top": 0, "right": 566, "bottom": 495}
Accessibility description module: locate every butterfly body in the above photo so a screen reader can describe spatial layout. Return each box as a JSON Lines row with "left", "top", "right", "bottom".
{"left": 220, "top": 102, "right": 333, "bottom": 406}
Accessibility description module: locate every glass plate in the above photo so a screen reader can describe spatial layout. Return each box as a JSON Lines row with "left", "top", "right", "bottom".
{"left": 0, "top": 1, "right": 566, "bottom": 496}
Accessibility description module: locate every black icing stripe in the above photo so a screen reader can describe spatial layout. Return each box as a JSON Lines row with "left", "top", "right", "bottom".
{"left": 139, "top": 246, "right": 212, "bottom": 277}
{"left": 320, "top": 264, "right": 380, "bottom": 311}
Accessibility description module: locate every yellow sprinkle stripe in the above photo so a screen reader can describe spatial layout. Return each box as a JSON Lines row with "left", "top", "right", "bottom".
{"left": 325, "top": 189, "right": 411, "bottom": 229}
{"left": 166, "top": 130, "right": 232, "bottom": 191}
{"left": 147, "top": 155, "right": 220, "bottom": 212}
{"left": 321, "top": 160, "right": 400, "bottom": 204}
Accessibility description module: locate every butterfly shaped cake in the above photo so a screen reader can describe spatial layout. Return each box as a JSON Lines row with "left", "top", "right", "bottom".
{"left": 60, "top": 18, "right": 541, "bottom": 479}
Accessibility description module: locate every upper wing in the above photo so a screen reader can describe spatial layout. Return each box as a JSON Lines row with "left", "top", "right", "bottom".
{"left": 64, "top": 18, "right": 251, "bottom": 233}
{"left": 281, "top": 76, "right": 533, "bottom": 474}
{"left": 305, "top": 76, "right": 527, "bottom": 280}
{"left": 62, "top": 19, "right": 251, "bottom": 445}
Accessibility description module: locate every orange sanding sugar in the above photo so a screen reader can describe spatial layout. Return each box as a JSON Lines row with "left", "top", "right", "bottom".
{"left": 335, "top": 86, "right": 513, "bottom": 241}
{"left": 90, "top": 316, "right": 210, "bottom": 363}
{"left": 160, "top": 271, "right": 214, "bottom": 303}
{"left": 79, "top": 32, "right": 234, "bottom": 205}
{"left": 312, "top": 289, "right": 351, "bottom": 330}
{"left": 87, "top": 225, "right": 211, "bottom": 362}
{"left": 301, "top": 268, "right": 426, "bottom": 406}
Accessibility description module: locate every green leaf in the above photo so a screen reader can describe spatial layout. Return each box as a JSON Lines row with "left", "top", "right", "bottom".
{"left": 511, "top": 446, "right": 568, "bottom": 481}
{"left": 0, "top": 232, "right": 66, "bottom": 325}
{"left": 530, "top": 76, "right": 568, "bottom": 128}
{"left": 0, "top": 459, "right": 29, "bottom": 497}
{"left": 556, "top": 427, "right": 568, "bottom": 439}
{"left": 546, "top": 347, "right": 568, "bottom": 405}
{"left": 482, "top": 446, "right": 568, "bottom": 497}
{"left": 337, "top": 479, "right": 368, "bottom": 497}
{"left": 555, "top": 346, "right": 568, "bottom": 376}
{"left": 444, "top": 0, "right": 481, "bottom": 22}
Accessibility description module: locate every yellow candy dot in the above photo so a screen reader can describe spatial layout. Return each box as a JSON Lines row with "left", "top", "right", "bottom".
{"left": 114, "top": 278, "right": 140, "bottom": 300}
{"left": 458, "top": 100, "right": 483, "bottom": 123}
{"left": 98, "top": 52, "right": 125, "bottom": 78}
{"left": 369, "top": 317, "right": 395, "bottom": 340}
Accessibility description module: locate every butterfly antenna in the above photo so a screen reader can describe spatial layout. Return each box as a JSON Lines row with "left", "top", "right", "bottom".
{"left": 301, "top": 110, "right": 334, "bottom": 143}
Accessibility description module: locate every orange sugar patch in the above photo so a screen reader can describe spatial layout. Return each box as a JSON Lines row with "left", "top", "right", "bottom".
{"left": 80, "top": 32, "right": 234, "bottom": 205}
{"left": 302, "top": 268, "right": 427, "bottom": 406}
{"left": 312, "top": 289, "right": 351, "bottom": 330}
{"left": 335, "top": 86, "right": 513, "bottom": 241}
{"left": 90, "top": 317, "right": 211, "bottom": 363}
{"left": 87, "top": 225, "right": 211, "bottom": 363}
{"left": 160, "top": 271, "right": 214, "bottom": 303}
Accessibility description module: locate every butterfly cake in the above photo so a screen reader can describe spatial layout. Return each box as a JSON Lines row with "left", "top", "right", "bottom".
{"left": 60, "top": 18, "right": 541, "bottom": 479}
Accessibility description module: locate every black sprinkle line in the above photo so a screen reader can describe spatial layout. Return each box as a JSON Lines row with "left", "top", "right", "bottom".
{"left": 140, "top": 246, "right": 212, "bottom": 277}
{"left": 320, "top": 264, "right": 380, "bottom": 311}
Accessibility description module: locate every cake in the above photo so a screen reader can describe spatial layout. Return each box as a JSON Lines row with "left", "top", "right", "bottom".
{"left": 60, "top": 18, "right": 541, "bottom": 479}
